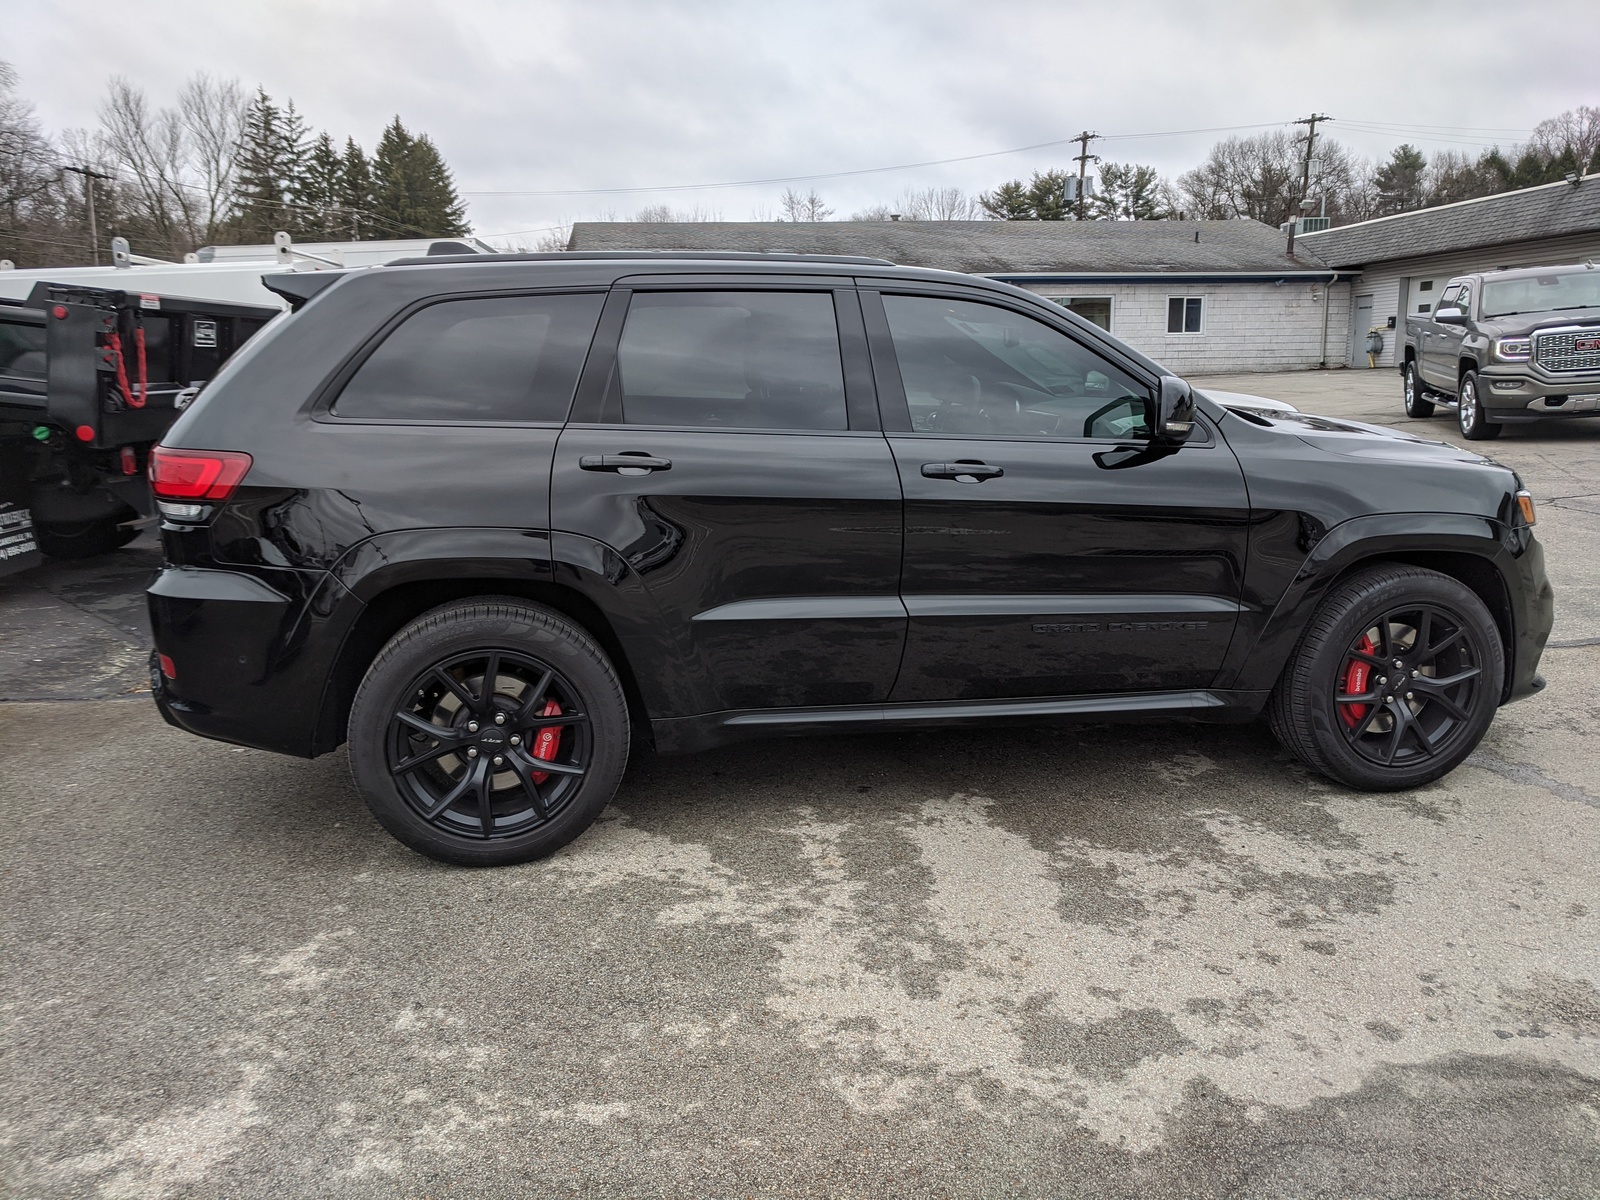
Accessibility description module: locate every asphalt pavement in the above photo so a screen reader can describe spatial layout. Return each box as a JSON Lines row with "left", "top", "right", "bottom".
{"left": 3, "top": 369, "right": 1598, "bottom": 1199}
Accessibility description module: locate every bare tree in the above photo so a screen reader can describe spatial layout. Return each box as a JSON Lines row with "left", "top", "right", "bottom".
{"left": 780, "top": 187, "right": 831, "bottom": 221}
{"left": 0, "top": 60, "right": 66, "bottom": 263}
{"left": 533, "top": 225, "right": 570, "bottom": 251}
{"left": 898, "top": 186, "right": 983, "bottom": 220}
{"left": 632, "top": 202, "right": 721, "bottom": 222}
{"left": 178, "top": 74, "right": 247, "bottom": 243}
{"left": 1528, "top": 106, "right": 1600, "bottom": 173}
{"left": 849, "top": 203, "right": 895, "bottom": 221}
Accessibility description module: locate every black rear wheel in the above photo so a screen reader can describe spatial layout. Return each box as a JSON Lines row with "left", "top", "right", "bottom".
{"left": 1269, "top": 564, "right": 1502, "bottom": 790}
{"left": 1402, "top": 361, "right": 1434, "bottom": 418}
{"left": 349, "top": 599, "right": 629, "bottom": 865}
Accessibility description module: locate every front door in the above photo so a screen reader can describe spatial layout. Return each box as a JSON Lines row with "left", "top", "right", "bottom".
{"left": 553, "top": 284, "right": 905, "bottom": 716}
{"left": 1418, "top": 283, "right": 1461, "bottom": 387}
{"left": 863, "top": 289, "right": 1251, "bottom": 702}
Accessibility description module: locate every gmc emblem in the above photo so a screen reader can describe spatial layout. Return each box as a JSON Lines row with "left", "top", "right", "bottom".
{"left": 1576, "top": 336, "right": 1600, "bottom": 353}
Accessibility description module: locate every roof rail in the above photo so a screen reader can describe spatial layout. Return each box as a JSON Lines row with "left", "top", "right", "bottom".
{"left": 384, "top": 250, "right": 897, "bottom": 267}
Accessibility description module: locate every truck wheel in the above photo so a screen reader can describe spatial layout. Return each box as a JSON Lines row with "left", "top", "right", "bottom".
{"left": 35, "top": 507, "right": 141, "bottom": 560}
{"left": 1402, "top": 361, "right": 1434, "bottom": 418}
{"left": 1457, "top": 370, "right": 1501, "bottom": 440}
{"left": 1269, "top": 564, "right": 1502, "bottom": 791}
{"left": 347, "top": 598, "right": 631, "bottom": 867}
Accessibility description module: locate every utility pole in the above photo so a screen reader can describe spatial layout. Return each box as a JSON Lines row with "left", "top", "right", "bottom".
{"left": 1072, "top": 130, "right": 1101, "bottom": 220}
{"left": 63, "top": 165, "right": 111, "bottom": 265}
{"left": 1294, "top": 113, "right": 1333, "bottom": 207}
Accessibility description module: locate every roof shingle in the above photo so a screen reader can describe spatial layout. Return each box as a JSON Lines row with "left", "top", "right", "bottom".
{"left": 566, "top": 219, "right": 1323, "bottom": 274}
{"left": 1297, "top": 174, "right": 1600, "bottom": 268}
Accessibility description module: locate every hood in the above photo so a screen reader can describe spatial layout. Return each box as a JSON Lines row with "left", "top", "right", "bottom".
{"left": 1475, "top": 309, "right": 1600, "bottom": 338}
{"left": 1221, "top": 405, "right": 1497, "bottom": 469}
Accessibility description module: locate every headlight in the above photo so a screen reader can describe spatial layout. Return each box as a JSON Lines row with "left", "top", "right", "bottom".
{"left": 1493, "top": 337, "right": 1532, "bottom": 362}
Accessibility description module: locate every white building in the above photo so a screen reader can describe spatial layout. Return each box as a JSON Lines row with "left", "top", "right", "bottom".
{"left": 568, "top": 219, "right": 1354, "bottom": 375}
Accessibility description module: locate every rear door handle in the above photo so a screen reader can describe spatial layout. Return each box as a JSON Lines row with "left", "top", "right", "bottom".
{"left": 921, "top": 461, "right": 1003, "bottom": 483}
{"left": 579, "top": 454, "right": 672, "bottom": 475}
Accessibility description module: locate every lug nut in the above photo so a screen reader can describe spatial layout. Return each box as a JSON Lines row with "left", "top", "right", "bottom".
{"left": 492, "top": 755, "right": 504, "bottom": 767}
{"left": 1406, "top": 692, "right": 1414, "bottom": 701}
{"left": 467, "top": 720, "right": 479, "bottom": 733}
{"left": 509, "top": 734, "right": 521, "bottom": 746}
{"left": 1394, "top": 659, "right": 1404, "bottom": 668}
{"left": 466, "top": 747, "right": 478, "bottom": 758}
{"left": 1377, "top": 676, "right": 1387, "bottom": 686}
{"left": 494, "top": 712, "right": 505, "bottom": 725}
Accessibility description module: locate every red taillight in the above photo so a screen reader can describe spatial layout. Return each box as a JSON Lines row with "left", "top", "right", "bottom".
{"left": 119, "top": 445, "right": 138, "bottom": 475}
{"left": 158, "top": 654, "right": 176, "bottom": 680}
{"left": 148, "top": 446, "right": 253, "bottom": 501}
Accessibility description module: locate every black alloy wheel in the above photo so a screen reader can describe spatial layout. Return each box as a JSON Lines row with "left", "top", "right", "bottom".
{"left": 349, "top": 599, "right": 629, "bottom": 865}
{"left": 1457, "top": 369, "right": 1501, "bottom": 440}
{"left": 1402, "top": 361, "right": 1434, "bottom": 418}
{"left": 1332, "top": 604, "right": 1482, "bottom": 768}
{"left": 1269, "top": 564, "right": 1502, "bottom": 790}
{"left": 386, "top": 649, "right": 593, "bottom": 841}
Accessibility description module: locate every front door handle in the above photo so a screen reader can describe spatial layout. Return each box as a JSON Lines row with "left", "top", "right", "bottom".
{"left": 579, "top": 453, "right": 672, "bottom": 475}
{"left": 921, "top": 460, "right": 1003, "bottom": 483}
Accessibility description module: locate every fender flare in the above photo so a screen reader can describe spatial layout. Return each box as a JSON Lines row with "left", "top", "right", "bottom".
{"left": 1221, "top": 511, "right": 1514, "bottom": 694}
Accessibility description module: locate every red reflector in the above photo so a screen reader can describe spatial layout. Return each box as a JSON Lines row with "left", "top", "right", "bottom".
{"left": 52, "top": 304, "right": 69, "bottom": 319}
{"left": 75, "top": 424, "right": 95, "bottom": 442}
{"left": 148, "top": 446, "right": 253, "bottom": 501}
{"left": 159, "top": 654, "right": 176, "bottom": 680}
{"left": 119, "top": 445, "right": 138, "bottom": 475}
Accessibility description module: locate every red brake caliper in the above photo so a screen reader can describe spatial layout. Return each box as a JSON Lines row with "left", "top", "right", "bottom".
{"left": 1340, "top": 633, "right": 1376, "bottom": 729}
{"left": 528, "top": 698, "right": 563, "bottom": 783}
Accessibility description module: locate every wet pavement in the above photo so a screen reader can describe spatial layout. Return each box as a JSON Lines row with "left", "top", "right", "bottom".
{"left": 2, "top": 370, "right": 1598, "bottom": 1198}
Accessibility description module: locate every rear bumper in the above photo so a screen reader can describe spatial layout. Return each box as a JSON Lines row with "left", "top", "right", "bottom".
{"left": 147, "top": 563, "right": 356, "bottom": 757}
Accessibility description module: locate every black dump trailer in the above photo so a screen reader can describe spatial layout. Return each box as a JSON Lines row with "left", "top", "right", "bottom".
{"left": 0, "top": 282, "right": 277, "bottom": 577}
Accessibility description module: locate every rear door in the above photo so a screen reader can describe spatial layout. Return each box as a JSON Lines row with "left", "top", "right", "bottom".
{"left": 552, "top": 280, "right": 904, "bottom": 715}
{"left": 863, "top": 287, "right": 1251, "bottom": 702}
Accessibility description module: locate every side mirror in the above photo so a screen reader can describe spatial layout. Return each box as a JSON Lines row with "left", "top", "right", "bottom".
{"left": 1156, "top": 376, "right": 1195, "bottom": 440}
{"left": 1433, "top": 306, "right": 1466, "bottom": 325}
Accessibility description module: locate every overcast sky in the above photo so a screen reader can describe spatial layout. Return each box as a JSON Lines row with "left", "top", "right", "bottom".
{"left": 6, "top": 0, "right": 1598, "bottom": 245}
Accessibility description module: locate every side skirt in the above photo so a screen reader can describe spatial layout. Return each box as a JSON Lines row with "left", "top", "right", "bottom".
{"left": 651, "top": 689, "right": 1271, "bottom": 754}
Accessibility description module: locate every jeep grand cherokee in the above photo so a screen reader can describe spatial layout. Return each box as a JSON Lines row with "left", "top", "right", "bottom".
{"left": 146, "top": 252, "right": 1554, "bottom": 865}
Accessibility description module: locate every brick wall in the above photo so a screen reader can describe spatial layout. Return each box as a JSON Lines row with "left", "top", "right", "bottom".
{"left": 1023, "top": 280, "right": 1351, "bottom": 375}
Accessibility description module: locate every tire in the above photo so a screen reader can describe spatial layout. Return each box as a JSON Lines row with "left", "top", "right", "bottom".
{"left": 1402, "top": 361, "right": 1434, "bottom": 418}
{"left": 35, "top": 508, "right": 141, "bottom": 560}
{"left": 348, "top": 598, "right": 630, "bottom": 866}
{"left": 1268, "top": 564, "right": 1503, "bottom": 791}
{"left": 1457, "top": 369, "right": 1501, "bottom": 440}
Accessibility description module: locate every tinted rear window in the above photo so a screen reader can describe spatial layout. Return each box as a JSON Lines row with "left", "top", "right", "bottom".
{"left": 616, "top": 291, "right": 847, "bottom": 430}
{"left": 334, "top": 293, "right": 604, "bottom": 422}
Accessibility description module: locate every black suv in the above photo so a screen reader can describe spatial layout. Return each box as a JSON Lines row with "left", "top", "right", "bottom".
{"left": 147, "top": 252, "right": 1553, "bottom": 865}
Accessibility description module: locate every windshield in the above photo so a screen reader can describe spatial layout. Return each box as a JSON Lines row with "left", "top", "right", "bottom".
{"left": 1481, "top": 271, "right": 1600, "bottom": 318}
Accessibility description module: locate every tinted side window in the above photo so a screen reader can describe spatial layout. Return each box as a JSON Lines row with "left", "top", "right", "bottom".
{"left": 882, "top": 294, "right": 1151, "bottom": 440}
{"left": 335, "top": 293, "right": 604, "bottom": 422}
{"left": 616, "top": 291, "right": 847, "bottom": 430}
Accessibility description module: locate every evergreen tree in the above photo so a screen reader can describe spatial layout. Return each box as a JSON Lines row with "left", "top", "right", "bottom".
{"left": 979, "top": 179, "right": 1033, "bottom": 220}
{"left": 295, "top": 131, "right": 343, "bottom": 240}
{"left": 232, "top": 88, "right": 307, "bottom": 241}
{"left": 1026, "top": 170, "right": 1074, "bottom": 220}
{"left": 369, "top": 116, "right": 469, "bottom": 238}
{"left": 1374, "top": 144, "right": 1428, "bottom": 214}
{"left": 1090, "top": 163, "right": 1174, "bottom": 220}
{"left": 337, "top": 137, "right": 374, "bottom": 239}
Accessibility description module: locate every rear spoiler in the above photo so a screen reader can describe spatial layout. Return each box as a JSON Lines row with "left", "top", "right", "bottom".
{"left": 262, "top": 271, "right": 348, "bottom": 310}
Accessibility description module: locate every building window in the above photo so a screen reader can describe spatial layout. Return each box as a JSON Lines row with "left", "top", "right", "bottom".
{"left": 1048, "top": 296, "right": 1112, "bottom": 332}
{"left": 1167, "top": 296, "right": 1203, "bottom": 334}
{"left": 1418, "top": 280, "right": 1433, "bottom": 292}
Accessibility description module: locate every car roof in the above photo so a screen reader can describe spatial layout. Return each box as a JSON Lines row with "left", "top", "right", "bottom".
{"left": 1462, "top": 261, "right": 1599, "bottom": 283}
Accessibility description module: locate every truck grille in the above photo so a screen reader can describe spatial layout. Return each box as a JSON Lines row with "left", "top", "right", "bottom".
{"left": 1534, "top": 328, "right": 1600, "bottom": 373}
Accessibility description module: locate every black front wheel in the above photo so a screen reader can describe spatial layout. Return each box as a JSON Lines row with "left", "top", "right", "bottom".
{"left": 348, "top": 599, "right": 630, "bottom": 866}
{"left": 1269, "top": 564, "right": 1503, "bottom": 791}
{"left": 1457, "top": 370, "right": 1501, "bottom": 441}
